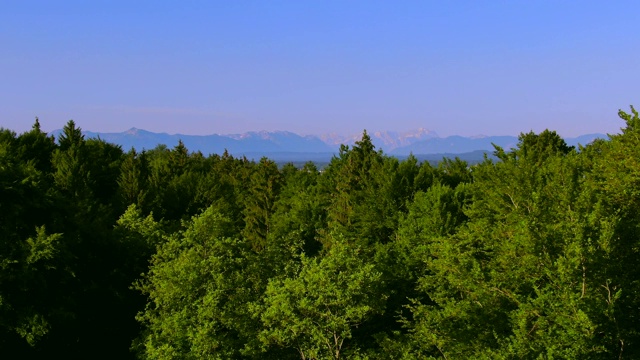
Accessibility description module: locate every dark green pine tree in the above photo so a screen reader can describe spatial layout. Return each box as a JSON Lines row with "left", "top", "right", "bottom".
{"left": 144, "top": 144, "right": 172, "bottom": 220}
{"left": 15, "top": 117, "right": 56, "bottom": 174}
{"left": 0, "top": 128, "right": 64, "bottom": 353}
{"left": 52, "top": 120, "right": 90, "bottom": 198}
{"left": 323, "top": 130, "right": 397, "bottom": 247}
{"left": 269, "top": 161, "right": 324, "bottom": 256}
{"left": 45, "top": 120, "right": 137, "bottom": 358}
{"left": 242, "top": 157, "right": 282, "bottom": 251}
{"left": 118, "top": 148, "right": 148, "bottom": 209}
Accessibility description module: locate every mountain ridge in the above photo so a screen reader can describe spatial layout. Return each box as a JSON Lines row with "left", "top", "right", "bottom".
{"left": 48, "top": 127, "right": 606, "bottom": 160}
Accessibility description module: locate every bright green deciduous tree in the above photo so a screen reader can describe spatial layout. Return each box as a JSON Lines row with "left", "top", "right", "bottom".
{"left": 403, "top": 129, "right": 625, "bottom": 359}
{"left": 258, "top": 239, "right": 386, "bottom": 360}
{"left": 135, "top": 206, "right": 271, "bottom": 359}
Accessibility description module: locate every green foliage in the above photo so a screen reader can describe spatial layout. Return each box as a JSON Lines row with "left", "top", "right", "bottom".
{"left": 400, "top": 126, "right": 631, "bottom": 358}
{"left": 400, "top": 183, "right": 470, "bottom": 240}
{"left": 322, "top": 131, "right": 402, "bottom": 247}
{"left": 270, "top": 161, "right": 324, "bottom": 255}
{"left": 0, "top": 129, "right": 65, "bottom": 348}
{"left": 25, "top": 226, "right": 62, "bottom": 265}
{"left": 617, "top": 104, "right": 640, "bottom": 135}
{"left": 258, "top": 239, "right": 386, "bottom": 359}
{"left": 3, "top": 115, "right": 640, "bottom": 359}
{"left": 135, "top": 206, "right": 266, "bottom": 359}
{"left": 15, "top": 118, "right": 56, "bottom": 174}
{"left": 493, "top": 129, "right": 574, "bottom": 163}
{"left": 119, "top": 148, "right": 149, "bottom": 208}
{"left": 242, "top": 158, "right": 283, "bottom": 251}
{"left": 57, "top": 119, "right": 84, "bottom": 151}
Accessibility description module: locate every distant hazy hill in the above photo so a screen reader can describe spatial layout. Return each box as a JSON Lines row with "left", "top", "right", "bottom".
{"left": 389, "top": 133, "right": 604, "bottom": 155}
{"left": 48, "top": 127, "right": 606, "bottom": 162}
{"left": 49, "top": 128, "right": 334, "bottom": 155}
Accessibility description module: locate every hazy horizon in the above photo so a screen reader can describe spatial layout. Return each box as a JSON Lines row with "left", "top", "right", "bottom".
{"left": 44, "top": 123, "right": 609, "bottom": 141}
{"left": 3, "top": 1, "right": 639, "bottom": 137}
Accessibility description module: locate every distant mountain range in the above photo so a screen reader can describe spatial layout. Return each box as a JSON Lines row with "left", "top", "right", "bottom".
{"left": 49, "top": 127, "right": 606, "bottom": 163}
{"left": 320, "top": 128, "right": 439, "bottom": 150}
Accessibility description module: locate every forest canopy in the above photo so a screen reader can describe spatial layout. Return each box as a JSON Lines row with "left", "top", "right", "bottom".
{"left": 1, "top": 108, "right": 640, "bottom": 359}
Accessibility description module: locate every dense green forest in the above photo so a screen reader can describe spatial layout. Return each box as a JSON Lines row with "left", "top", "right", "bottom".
{"left": 2, "top": 108, "right": 640, "bottom": 359}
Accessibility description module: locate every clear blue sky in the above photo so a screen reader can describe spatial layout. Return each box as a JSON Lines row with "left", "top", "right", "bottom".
{"left": 2, "top": 1, "right": 638, "bottom": 137}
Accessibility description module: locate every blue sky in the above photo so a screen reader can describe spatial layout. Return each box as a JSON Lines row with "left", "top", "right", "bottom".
{"left": 2, "top": 1, "right": 639, "bottom": 137}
